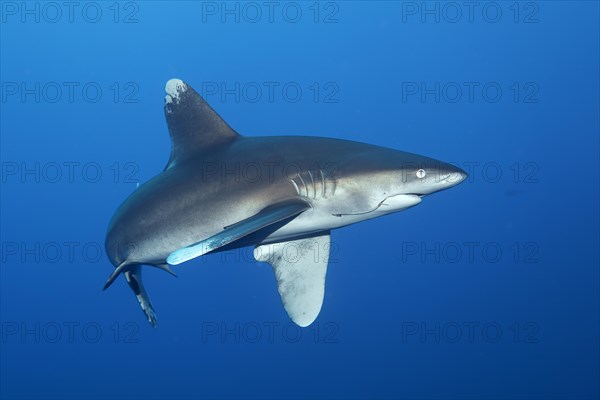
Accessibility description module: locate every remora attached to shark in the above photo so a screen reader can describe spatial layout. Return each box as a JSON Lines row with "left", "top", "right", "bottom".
{"left": 104, "top": 79, "right": 467, "bottom": 327}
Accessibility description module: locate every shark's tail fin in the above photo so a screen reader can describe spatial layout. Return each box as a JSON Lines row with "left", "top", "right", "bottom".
{"left": 103, "top": 261, "right": 130, "bottom": 290}
{"left": 124, "top": 265, "right": 158, "bottom": 328}
{"left": 103, "top": 262, "right": 177, "bottom": 327}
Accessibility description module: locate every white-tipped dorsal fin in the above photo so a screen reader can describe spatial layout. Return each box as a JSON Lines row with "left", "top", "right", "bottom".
{"left": 254, "top": 233, "right": 330, "bottom": 327}
{"left": 163, "top": 78, "right": 239, "bottom": 169}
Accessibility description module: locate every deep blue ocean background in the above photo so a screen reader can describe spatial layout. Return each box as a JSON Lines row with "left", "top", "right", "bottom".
{"left": 1, "top": 1, "right": 599, "bottom": 399}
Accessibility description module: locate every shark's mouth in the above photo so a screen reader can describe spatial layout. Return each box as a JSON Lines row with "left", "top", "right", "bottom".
{"left": 333, "top": 194, "right": 422, "bottom": 217}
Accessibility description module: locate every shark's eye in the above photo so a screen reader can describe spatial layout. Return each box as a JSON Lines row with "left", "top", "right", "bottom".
{"left": 416, "top": 169, "right": 426, "bottom": 179}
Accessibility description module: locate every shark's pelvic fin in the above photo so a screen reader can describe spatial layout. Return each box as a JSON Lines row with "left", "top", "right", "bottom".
{"left": 153, "top": 263, "right": 178, "bottom": 278}
{"left": 254, "top": 232, "right": 331, "bottom": 327}
{"left": 164, "top": 78, "right": 239, "bottom": 170}
{"left": 167, "top": 199, "right": 311, "bottom": 266}
{"left": 124, "top": 266, "right": 157, "bottom": 328}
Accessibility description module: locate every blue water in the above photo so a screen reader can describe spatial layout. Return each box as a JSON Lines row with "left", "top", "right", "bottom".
{"left": 1, "top": 2, "right": 599, "bottom": 399}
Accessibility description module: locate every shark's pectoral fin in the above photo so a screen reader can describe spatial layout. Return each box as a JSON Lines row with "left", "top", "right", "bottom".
{"left": 163, "top": 79, "right": 239, "bottom": 170}
{"left": 167, "top": 199, "right": 311, "bottom": 266}
{"left": 125, "top": 266, "right": 157, "bottom": 328}
{"left": 254, "top": 233, "right": 331, "bottom": 327}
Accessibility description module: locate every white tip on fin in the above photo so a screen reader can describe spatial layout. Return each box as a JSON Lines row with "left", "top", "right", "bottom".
{"left": 165, "top": 78, "right": 187, "bottom": 104}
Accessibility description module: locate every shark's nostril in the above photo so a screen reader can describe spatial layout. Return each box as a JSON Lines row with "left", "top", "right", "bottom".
{"left": 440, "top": 173, "right": 452, "bottom": 182}
{"left": 447, "top": 171, "right": 467, "bottom": 185}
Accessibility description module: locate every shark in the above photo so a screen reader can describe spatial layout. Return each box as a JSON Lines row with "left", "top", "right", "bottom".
{"left": 104, "top": 78, "right": 467, "bottom": 327}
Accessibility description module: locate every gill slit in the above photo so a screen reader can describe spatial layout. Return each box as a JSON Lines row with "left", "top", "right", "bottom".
{"left": 296, "top": 173, "right": 309, "bottom": 198}
{"left": 307, "top": 171, "right": 316, "bottom": 199}
{"left": 289, "top": 178, "right": 300, "bottom": 195}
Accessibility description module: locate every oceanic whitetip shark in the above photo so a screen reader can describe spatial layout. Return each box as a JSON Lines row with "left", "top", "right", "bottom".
{"left": 104, "top": 79, "right": 467, "bottom": 327}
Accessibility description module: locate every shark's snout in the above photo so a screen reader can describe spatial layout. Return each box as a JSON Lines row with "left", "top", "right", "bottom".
{"left": 443, "top": 167, "right": 468, "bottom": 186}
{"left": 402, "top": 162, "right": 467, "bottom": 196}
{"left": 436, "top": 165, "right": 468, "bottom": 192}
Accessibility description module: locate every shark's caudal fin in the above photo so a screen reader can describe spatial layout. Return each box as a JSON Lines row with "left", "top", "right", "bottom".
{"left": 103, "top": 262, "right": 175, "bottom": 327}
{"left": 254, "top": 233, "right": 331, "bottom": 327}
{"left": 103, "top": 262, "right": 175, "bottom": 291}
{"left": 167, "top": 199, "right": 311, "bottom": 266}
{"left": 163, "top": 78, "right": 240, "bottom": 170}
{"left": 103, "top": 261, "right": 130, "bottom": 291}
{"left": 124, "top": 266, "right": 158, "bottom": 327}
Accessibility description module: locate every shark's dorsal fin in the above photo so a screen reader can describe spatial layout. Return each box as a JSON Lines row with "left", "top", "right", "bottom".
{"left": 164, "top": 79, "right": 239, "bottom": 169}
